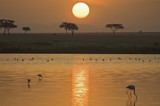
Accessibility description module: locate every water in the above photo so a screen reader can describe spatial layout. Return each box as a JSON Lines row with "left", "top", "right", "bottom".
{"left": 0, "top": 54, "right": 160, "bottom": 106}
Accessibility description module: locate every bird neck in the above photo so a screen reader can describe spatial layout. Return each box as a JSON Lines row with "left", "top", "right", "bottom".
{"left": 134, "top": 89, "right": 138, "bottom": 99}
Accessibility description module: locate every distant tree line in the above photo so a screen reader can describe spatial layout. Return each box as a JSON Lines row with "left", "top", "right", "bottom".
{"left": 1, "top": 19, "right": 127, "bottom": 36}
{"left": 0, "top": 19, "right": 17, "bottom": 35}
{"left": 59, "top": 22, "right": 79, "bottom": 36}
{"left": 105, "top": 24, "right": 124, "bottom": 35}
{"left": 0, "top": 19, "right": 31, "bottom": 35}
{"left": 22, "top": 27, "right": 31, "bottom": 35}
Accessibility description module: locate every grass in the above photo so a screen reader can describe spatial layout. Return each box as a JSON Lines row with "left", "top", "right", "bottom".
{"left": 0, "top": 32, "right": 160, "bottom": 54}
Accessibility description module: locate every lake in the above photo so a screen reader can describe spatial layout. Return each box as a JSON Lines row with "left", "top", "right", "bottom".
{"left": 0, "top": 54, "right": 160, "bottom": 106}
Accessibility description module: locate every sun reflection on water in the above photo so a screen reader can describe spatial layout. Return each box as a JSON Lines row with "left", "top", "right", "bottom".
{"left": 72, "top": 65, "right": 89, "bottom": 106}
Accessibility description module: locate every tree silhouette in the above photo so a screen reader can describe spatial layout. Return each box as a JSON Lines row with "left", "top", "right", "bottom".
{"left": 0, "top": 19, "right": 17, "bottom": 35}
{"left": 59, "top": 22, "right": 69, "bottom": 35}
{"left": 68, "top": 23, "right": 79, "bottom": 36}
{"left": 105, "top": 24, "right": 124, "bottom": 35}
{"left": 22, "top": 27, "right": 31, "bottom": 35}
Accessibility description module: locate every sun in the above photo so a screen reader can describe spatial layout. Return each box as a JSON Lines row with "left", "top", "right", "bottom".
{"left": 72, "top": 2, "right": 90, "bottom": 18}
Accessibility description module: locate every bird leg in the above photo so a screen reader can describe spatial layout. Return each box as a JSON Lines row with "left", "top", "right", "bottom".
{"left": 126, "top": 89, "right": 131, "bottom": 99}
{"left": 130, "top": 90, "right": 133, "bottom": 97}
{"left": 27, "top": 83, "right": 30, "bottom": 88}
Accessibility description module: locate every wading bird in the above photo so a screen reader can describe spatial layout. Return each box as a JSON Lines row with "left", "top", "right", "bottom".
{"left": 126, "top": 85, "right": 137, "bottom": 98}
{"left": 28, "top": 79, "right": 31, "bottom": 84}
{"left": 37, "top": 74, "right": 43, "bottom": 80}
{"left": 27, "top": 79, "right": 31, "bottom": 88}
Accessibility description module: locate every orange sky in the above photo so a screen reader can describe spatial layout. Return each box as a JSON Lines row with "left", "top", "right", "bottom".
{"left": 0, "top": 0, "right": 160, "bottom": 33}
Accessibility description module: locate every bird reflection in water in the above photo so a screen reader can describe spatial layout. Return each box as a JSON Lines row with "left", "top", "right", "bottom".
{"left": 72, "top": 66, "right": 89, "bottom": 106}
{"left": 27, "top": 83, "right": 31, "bottom": 88}
{"left": 126, "top": 97, "right": 137, "bottom": 106}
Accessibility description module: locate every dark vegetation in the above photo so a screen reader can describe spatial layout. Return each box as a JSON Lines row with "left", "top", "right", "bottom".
{"left": 105, "top": 24, "right": 124, "bottom": 35}
{"left": 1, "top": 19, "right": 160, "bottom": 54}
{"left": 0, "top": 19, "right": 17, "bottom": 35}
{"left": 59, "top": 22, "right": 78, "bottom": 36}
{"left": 22, "top": 27, "right": 31, "bottom": 35}
{"left": 0, "top": 33, "right": 160, "bottom": 54}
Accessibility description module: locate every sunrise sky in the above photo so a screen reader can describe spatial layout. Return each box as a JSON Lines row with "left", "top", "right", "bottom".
{"left": 0, "top": 0, "right": 160, "bottom": 33}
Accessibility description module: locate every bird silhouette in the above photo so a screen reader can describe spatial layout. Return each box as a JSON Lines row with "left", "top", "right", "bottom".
{"left": 27, "top": 79, "right": 31, "bottom": 88}
{"left": 28, "top": 79, "right": 31, "bottom": 84}
{"left": 126, "top": 85, "right": 137, "bottom": 98}
{"left": 37, "top": 74, "right": 43, "bottom": 80}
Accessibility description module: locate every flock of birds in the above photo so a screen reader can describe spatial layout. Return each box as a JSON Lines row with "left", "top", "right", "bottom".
{"left": 82, "top": 57, "right": 160, "bottom": 63}
{"left": 2, "top": 56, "right": 160, "bottom": 63}
{"left": 2, "top": 56, "right": 156, "bottom": 99}
{"left": 5, "top": 57, "right": 54, "bottom": 63}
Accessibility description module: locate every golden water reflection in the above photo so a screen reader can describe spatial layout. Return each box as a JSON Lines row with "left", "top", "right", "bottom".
{"left": 72, "top": 66, "right": 89, "bottom": 106}
{"left": 126, "top": 98, "right": 137, "bottom": 106}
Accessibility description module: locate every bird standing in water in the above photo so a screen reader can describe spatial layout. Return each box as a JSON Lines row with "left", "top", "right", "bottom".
{"left": 27, "top": 79, "right": 31, "bottom": 88}
{"left": 28, "top": 79, "right": 31, "bottom": 84}
{"left": 37, "top": 74, "right": 43, "bottom": 80}
{"left": 126, "top": 85, "right": 137, "bottom": 98}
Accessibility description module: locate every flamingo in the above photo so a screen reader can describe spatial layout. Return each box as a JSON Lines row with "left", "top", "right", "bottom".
{"left": 28, "top": 79, "right": 31, "bottom": 84}
{"left": 27, "top": 79, "right": 31, "bottom": 88}
{"left": 126, "top": 85, "right": 137, "bottom": 98}
{"left": 37, "top": 74, "right": 43, "bottom": 80}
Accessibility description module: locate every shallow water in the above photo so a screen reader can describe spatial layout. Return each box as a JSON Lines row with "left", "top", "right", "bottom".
{"left": 0, "top": 54, "right": 160, "bottom": 106}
